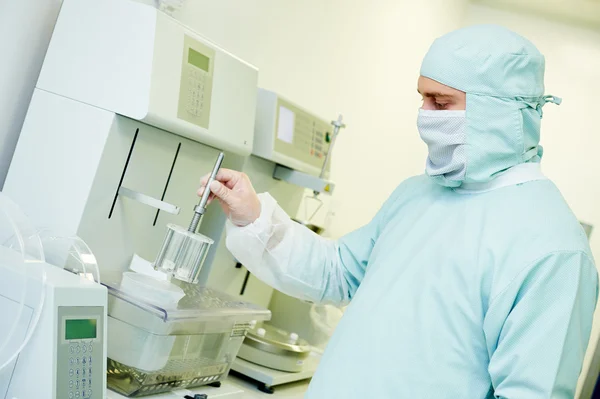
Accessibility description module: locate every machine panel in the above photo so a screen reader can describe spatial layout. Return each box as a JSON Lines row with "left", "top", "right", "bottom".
{"left": 177, "top": 35, "right": 215, "bottom": 129}
{"left": 57, "top": 306, "right": 104, "bottom": 399}
{"left": 253, "top": 89, "right": 332, "bottom": 176}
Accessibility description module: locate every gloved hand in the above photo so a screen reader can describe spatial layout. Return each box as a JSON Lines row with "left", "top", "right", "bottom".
{"left": 198, "top": 168, "right": 261, "bottom": 227}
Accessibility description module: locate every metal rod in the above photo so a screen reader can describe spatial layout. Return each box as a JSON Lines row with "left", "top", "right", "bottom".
{"left": 313, "top": 114, "right": 345, "bottom": 196}
{"left": 188, "top": 152, "right": 225, "bottom": 232}
{"left": 118, "top": 186, "right": 181, "bottom": 214}
{"left": 319, "top": 114, "right": 345, "bottom": 180}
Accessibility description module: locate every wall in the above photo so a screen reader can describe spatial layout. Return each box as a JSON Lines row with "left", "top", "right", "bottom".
{"left": 464, "top": 5, "right": 600, "bottom": 397}
{"left": 0, "top": 0, "right": 63, "bottom": 188}
{"left": 174, "top": 0, "right": 468, "bottom": 238}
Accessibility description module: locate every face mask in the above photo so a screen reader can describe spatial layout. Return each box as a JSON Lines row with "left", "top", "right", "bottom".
{"left": 417, "top": 109, "right": 467, "bottom": 188}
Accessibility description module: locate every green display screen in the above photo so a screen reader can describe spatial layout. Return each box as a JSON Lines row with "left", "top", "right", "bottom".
{"left": 188, "top": 48, "right": 210, "bottom": 72}
{"left": 65, "top": 319, "right": 97, "bottom": 340}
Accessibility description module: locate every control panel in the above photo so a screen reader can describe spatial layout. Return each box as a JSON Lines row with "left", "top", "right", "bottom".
{"left": 57, "top": 306, "right": 104, "bottom": 399}
{"left": 273, "top": 97, "right": 332, "bottom": 170}
{"left": 253, "top": 89, "right": 333, "bottom": 176}
{"left": 177, "top": 35, "right": 215, "bottom": 129}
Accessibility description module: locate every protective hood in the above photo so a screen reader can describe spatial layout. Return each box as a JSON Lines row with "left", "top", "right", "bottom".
{"left": 420, "top": 24, "right": 560, "bottom": 187}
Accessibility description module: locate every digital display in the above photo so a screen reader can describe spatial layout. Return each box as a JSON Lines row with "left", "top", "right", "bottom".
{"left": 65, "top": 319, "right": 97, "bottom": 340}
{"left": 188, "top": 48, "right": 210, "bottom": 72}
{"left": 277, "top": 106, "right": 295, "bottom": 144}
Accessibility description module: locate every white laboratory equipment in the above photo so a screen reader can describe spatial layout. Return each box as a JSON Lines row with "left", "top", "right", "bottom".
{"left": 253, "top": 89, "right": 339, "bottom": 191}
{"left": 3, "top": 0, "right": 258, "bottom": 282}
{"left": 3, "top": 0, "right": 269, "bottom": 397}
{"left": 0, "top": 192, "right": 107, "bottom": 399}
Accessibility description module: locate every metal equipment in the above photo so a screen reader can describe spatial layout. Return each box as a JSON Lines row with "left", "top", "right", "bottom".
{"left": 237, "top": 324, "right": 312, "bottom": 373}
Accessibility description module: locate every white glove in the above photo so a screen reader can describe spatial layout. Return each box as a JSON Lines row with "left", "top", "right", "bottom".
{"left": 198, "top": 168, "right": 261, "bottom": 227}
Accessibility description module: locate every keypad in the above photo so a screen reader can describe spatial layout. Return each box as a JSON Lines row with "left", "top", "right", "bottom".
{"left": 68, "top": 342, "right": 94, "bottom": 398}
{"left": 186, "top": 68, "right": 206, "bottom": 117}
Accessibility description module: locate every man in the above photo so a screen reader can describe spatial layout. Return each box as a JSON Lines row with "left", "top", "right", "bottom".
{"left": 200, "top": 25, "right": 598, "bottom": 398}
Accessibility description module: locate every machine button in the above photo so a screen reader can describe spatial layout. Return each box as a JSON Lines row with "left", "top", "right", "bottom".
{"left": 82, "top": 357, "right": 87, "bottom": 365}
{"left": 82, "top": 369, "right": 86, "bottom": 376}
{"left": 69, "top": 369, "right": 74, "bottom": 377}
{"left": 89, "top": 367, "right": 92, "bottom": 375}
{"left": 87, "top": 389, "right": 92, "bottom": 397}
{"left": 70, "top": 346, "right": 75, "bottom": 354}
{"left": 76, "top": 380, "right": 80, "bottom": 388}
{"left": 69, "top": 393, "right": 74, "bottom": 399}
{"left": 76, "top": 357, "right": 80, "bottom": 365}
{"left": 89, "top": 344, "right": 93, "bottom": 353}
{"left": 76, "top": 369, "right": 80, "bottom": 376}
{"left": 82, "top": 345, "right": 87, "bottom": 353}
{"left": 69, "top": 380, "right": 74, "bottom": 388}
{"left": 69, "top": 357, "right": 74, "bottom": 365}
{"left": 75, "top": 392, "right": 80, "bottom": 398}
{"left": 76, "top": 345, "right": 81, "bottom": 353}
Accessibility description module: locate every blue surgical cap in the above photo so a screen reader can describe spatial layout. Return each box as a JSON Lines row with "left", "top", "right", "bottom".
{"left": 420, "top": 24, "right": 560, "bottom": 185}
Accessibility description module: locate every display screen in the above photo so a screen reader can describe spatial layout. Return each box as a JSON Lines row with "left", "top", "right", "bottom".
{"left": 277, "top": 106, "right": 295, "bottom": 144}
{"left": 188, "top": 48, "right": 210, "bottom": 72}
{"left": 65, "top": 319, "right": 97, "bottom": 340}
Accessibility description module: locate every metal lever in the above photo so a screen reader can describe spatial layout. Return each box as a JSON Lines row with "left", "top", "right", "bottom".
{"left": 118, "top": 186, "right": 180, "bottom": 215}
{"left": 188, "top": 152, "right": 225, "bottom": 232}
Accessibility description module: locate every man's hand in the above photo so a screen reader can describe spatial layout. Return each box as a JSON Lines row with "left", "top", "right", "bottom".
{"left": 198, "top": 169, "right": 261, "bottom": 227}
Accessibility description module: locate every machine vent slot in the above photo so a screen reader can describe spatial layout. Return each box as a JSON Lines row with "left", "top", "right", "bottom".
{"left": 154, "top": 142, "right": 182, "bottom": 226}
{"left": 108, "top": 128, "right": 139, "bottom": 219}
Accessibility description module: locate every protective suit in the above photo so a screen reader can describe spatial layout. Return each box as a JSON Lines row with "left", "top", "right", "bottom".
{"left": 227, "top": 25, "right": 598, "bottom": 398}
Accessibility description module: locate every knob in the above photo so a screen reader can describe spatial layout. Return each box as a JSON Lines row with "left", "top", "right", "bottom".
{"left": 256, "top": 328, "right": 266, "bottom": 337}
{"left": 289, "top": 332, "right": 299, "bottom": 344}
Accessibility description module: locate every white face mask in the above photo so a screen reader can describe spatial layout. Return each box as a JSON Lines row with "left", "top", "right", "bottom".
{"left": 417, "top": 109, "right": 467, "bottom": 187}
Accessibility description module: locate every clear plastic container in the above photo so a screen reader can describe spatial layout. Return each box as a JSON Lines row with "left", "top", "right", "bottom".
{"left": 0, "top": 192, "right": 46, "bottom": 376}
{"left": 153, "top": 224, "right": 213, "bottom": 284}
{"left": 102, "top": 272, "right": 270, "bottom": 397}
{"left": 36, "top": 229, "right": 101, "bottom": 283}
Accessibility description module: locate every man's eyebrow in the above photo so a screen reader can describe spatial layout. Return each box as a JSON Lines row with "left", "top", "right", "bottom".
{"left": 417, "top": 89, "right": 454, "bottom": 98}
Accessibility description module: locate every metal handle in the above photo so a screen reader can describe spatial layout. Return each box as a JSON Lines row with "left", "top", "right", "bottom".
{"left": 118, "top": 186, "right": 180, "bottom": 215}
{"left": 189, "top": 152, "right": 225, "bottom": 232}
{"left": 198, "top": 152, "right": 225, "bottom": 212}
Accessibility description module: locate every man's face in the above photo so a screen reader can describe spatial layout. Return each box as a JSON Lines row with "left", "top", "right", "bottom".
{"left": 418, "top": 76, "right": 466, "bottom": 111}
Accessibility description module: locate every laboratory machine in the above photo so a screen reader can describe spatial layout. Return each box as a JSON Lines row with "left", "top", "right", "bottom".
{"left": 229, "top": 90, "right": 346, "bottom": 392}
{"left": 102, "top": 154, "right": 269, "bottom": 396}
{"left": 0, "top": 192, "right": 107, "bottom": 399}
{"left": 3, "top": 0, "right": 270, "bottom": 397}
